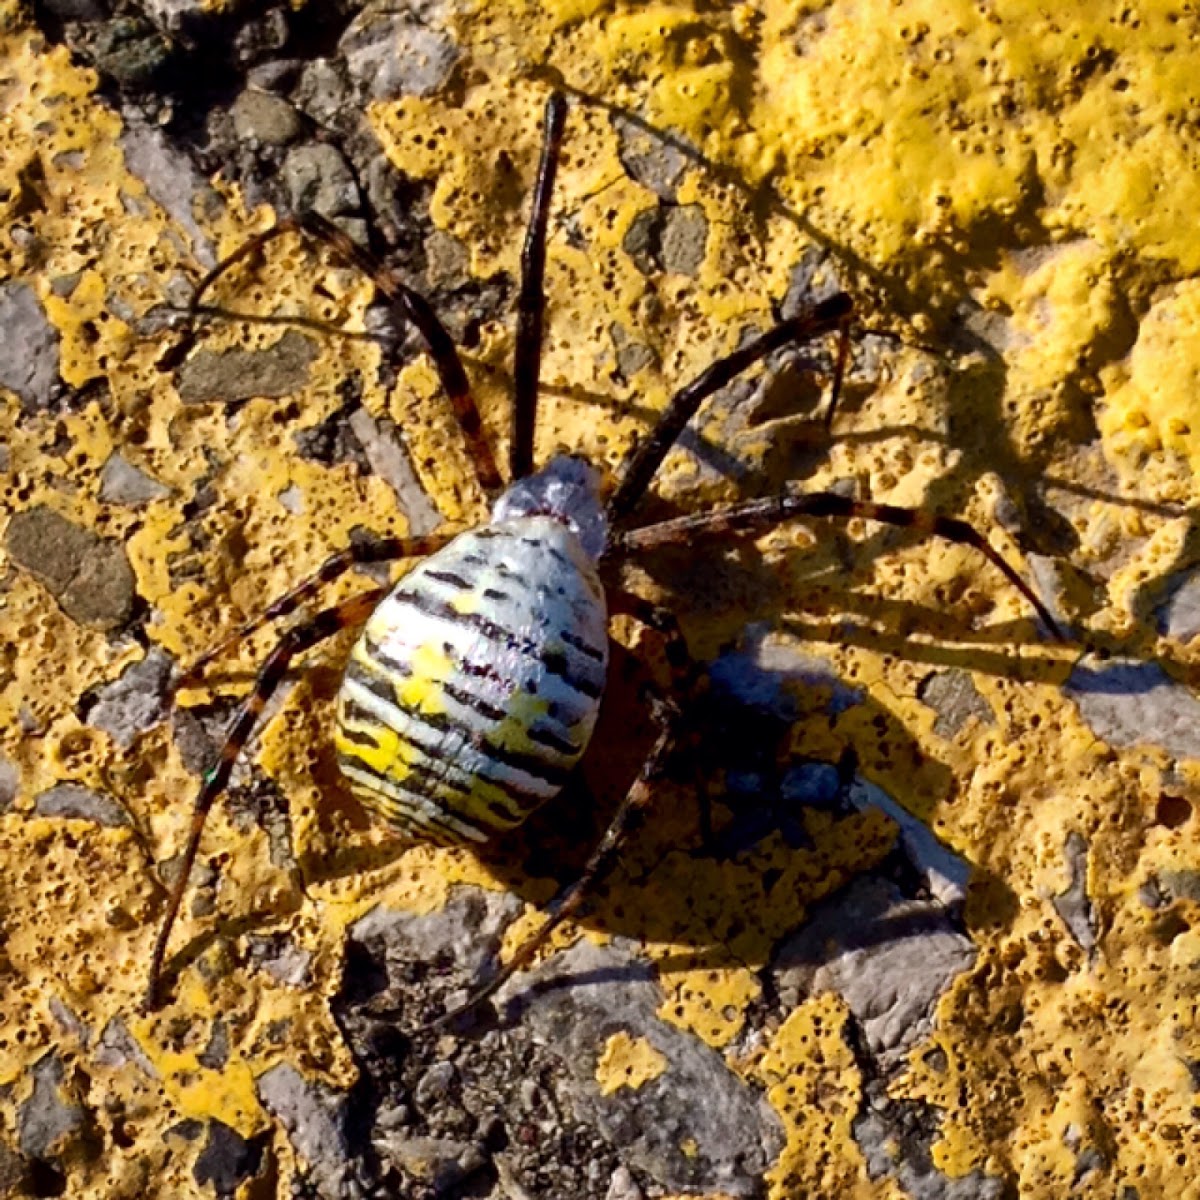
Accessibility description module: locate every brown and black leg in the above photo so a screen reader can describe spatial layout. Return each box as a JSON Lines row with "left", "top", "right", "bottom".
{"left": 613, "top": 489, "right": 1067, "bottom": 640}
{"left": 145, "top": 587, "right": 387, "bottom": 1010}
{"left": 412, "top": 694, "right": 682, "bottom": 1033}
{"left": 606, "top": 589, "right": 728, "bottom": 845}
{"left": 177, "top": 531, "right": 457, "bottom": 686}
{"left": 605, "top": 293, "right": 854, "bottom": 525}
{"left": 410, "top": 590, "right": 699, "bottom": 1033}
{"left": 823, "top": 314, "right": 853, "bottom": 433}
{"left": 510, "top": 92, "right": 568, "bottom": 482}
{"left": 185, "top": 212, "right": 504, "bottom": 495}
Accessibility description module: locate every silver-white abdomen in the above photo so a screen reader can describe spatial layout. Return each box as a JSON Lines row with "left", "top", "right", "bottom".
{"left": 335, "top": 515, "right": 609, "bottom": 844}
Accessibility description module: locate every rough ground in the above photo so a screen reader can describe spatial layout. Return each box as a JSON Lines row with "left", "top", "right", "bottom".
{"left": 2, "top": 1, "right": 1200, "bottom": 1197}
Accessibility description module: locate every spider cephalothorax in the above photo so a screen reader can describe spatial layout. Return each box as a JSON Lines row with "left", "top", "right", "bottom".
{"left": 145, "top": 92, "right": 1063, "bottom": 1026}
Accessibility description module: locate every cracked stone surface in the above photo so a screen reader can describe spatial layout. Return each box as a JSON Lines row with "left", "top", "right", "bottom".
{"left": 773, "top": 875, "right": 975, "bottom": 1070}
{"left": 33, "top": 783, "right": 131, "bottom": 827}
{"left": 85, "top": 647, "right": 173, "bottom": 749}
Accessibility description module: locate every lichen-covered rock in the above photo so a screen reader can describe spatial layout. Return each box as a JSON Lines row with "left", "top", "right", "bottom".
{"left": 3, "top": 2, "right": 1200, "bottom": 1197}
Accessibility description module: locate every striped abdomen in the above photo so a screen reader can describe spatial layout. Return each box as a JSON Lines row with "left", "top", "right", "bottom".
{"left": 335, "top": 516, "right": 609, "bottom": 844}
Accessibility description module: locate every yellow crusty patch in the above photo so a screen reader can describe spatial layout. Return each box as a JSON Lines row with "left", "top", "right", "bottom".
{"left": 1100, "top": 279, "right": 1200, "bottom": 481}
{"left": 753, "top": 996, "right": 875, "bottom": 1198}
{"left": 595, "top": 1031, "right": 669, "bottom": 1095}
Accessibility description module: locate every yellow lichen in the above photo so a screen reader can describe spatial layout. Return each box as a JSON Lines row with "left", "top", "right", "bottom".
{"left": 595, "top": 1030, "right": 669, "bottom": 1095}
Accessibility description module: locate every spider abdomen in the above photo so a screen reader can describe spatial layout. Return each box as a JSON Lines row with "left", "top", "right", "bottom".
{"left": 334, "top": 516, "right": 609, "bottom": 845}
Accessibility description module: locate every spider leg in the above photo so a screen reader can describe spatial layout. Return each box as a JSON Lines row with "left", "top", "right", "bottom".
{"left": 511, "top": 92, "right": 568, "bottom": 482}
{"left": 412, "top": 697, "right": 681, "bottom": 1033}
{"left": 606, "top": 293, "right": 854, "bottom": 524}
{"left": 189, "top": 214, "right": 504, "bottom": 495}
{"left": 179, "top": 531, "right": 456, "bottom": 686}
{"left": 606, "top": 588, "right": 724, "bottom": 845}
{"left": 411, "top": 590, "right": 698, "bottom": 1033}
{"left": 144, "top": 586, "right": 388, "bottom": 1011}
{"left": 824, "top": 310, "right": 853, "bottom": 433}
{"left": 613, "top": 489, "right": 1067, "bottom": 641}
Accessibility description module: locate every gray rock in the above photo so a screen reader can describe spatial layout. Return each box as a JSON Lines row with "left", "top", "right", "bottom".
{"left": 917, "top": 669, "right": 994, "bottom": 739}
{"left": 423, "top": 229, "right": 469, "bottom": 288}
{"left": 34, "top": 783, "right": 131, "bottom": 828}
{"left": 47, "top": 997, "right": 89, "bottom": 1046}
{"left": 1156, "top": 567, "right": 1200, "bottom": 643}
{"left": 0, "top": 283, "right": 60, "bottom": 410}
{"left": 514, "top": 940, "right": 784, "bottom": 1196}
{"left": 1157, "top": 869, "right": 1200, "bottom": 903}
{"left": 6, "top": 506, "right": 135, "bottom": 630}
{"left": 0, "top": 757, "right": 18, "bottom": 814}
{"left": 87, "top": 648, "right": 173, "bottom": 749}
{"left": 142, "top": 0, "right": 212, "bottom": 34}
{"left": 257, "top": 1063, "right": 371, "bottom": 1199}
{"left": 657, "top": 205, "right": 708, "bottom": 277}
{"left": 176, "top": 328, "right": 319, "bottom": 404}
{"left": 347, "top": 408, "right": 442, "bottom": 536}
{"left": 290, "top": 58, "right": 353, "bottom": 129}
{"left": 1026, "top": 553, "right": 1070, "bottom": 637}
{"left": 121, "top": 120, "right": 218, "bottom": 266}
{"left": 374, "top": 1133, "right": 486, "bottom": 1193}
{"left": 99, "top": 453, "right": 171, "bottom": 506}
{"left": 0, "top": 1137, "right": 26, "bottom": 1196}
{"left": 198, "top": 1020, "right": 230, "bottom": 1071}
{"left": 351, "top": 887, "right": 523, "bottom": 1002}
{"left": 781, "top": 248, "right": 845, "bottom": 317}
{"left": 605, "top": 1165, "right": 646, "bottom": 1200}
{"left": 780, "top": 761, "right": 843, "bottom": 808}
{"left": 340, "top": 7, "right": 459, "bottom": 100}
{"left": 610, "top": 323, "right": 657, "bottom": 379}
{"left": 351, "top": 894, "right": 782, "bottom": 1195}
{"left": 193, "top": 1120, "right": 265, "bottom": 1197}
{"left": 413, "top": 1061, "right": 457, "bottom": 1107}
{"left": 231, "top": 89, "right": 303, "bottom": 147}
{"left": 95, "top": 1018, "right": 158, "bottom": 1077}
{"left": 246, "top": 933, "right": 312, "bottom": 988}
{"left": 283, "top": 143, "right": 360, "bottom": 220}
{"left": 247, "top": 57, "right": 305, "bottom": 93}
{"left": 277, "top": 483, "right": 303, "bottom": 513}
{"left": 849, "top": 776, "right": 970, "bottom": 910}
{"left": 1052, "top": 831, "right": 1097, "bottom": 952}
{"left": 1066, "top": 656, "right": 1200, "bottom": 763}
{"left": 613, "top": 113, "right": 691, "bottom": 201}
{"left": 709, "top": 629, "right": 863, "bottom": 721}
{"left": 18, "top": 1054, "right": 91, "bottom": 1162}
{"left": 774, "top": 876, "right": 975, "bottom": 1070}
{"left": 622, "top": 208, "right": 659, "bottom": 277}
{"left": 89, "top": 17, "right": 172, "bottom": 88}
{"left": 854, "top": 1085, "right": 1005, "bottom": 1199}
{"left": 19, "top": 501, "right": 72, "bottom": 596}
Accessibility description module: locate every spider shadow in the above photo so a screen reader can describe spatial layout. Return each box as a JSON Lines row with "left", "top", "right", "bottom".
{"left": 165, "top": 615, "right": 961, "bottom": 1003}
{"left": 164, "top": 562, "right": 1193, "bottom": 1016}
{"left": 462, "top": 609, "right": 1047, "bottom": 1022}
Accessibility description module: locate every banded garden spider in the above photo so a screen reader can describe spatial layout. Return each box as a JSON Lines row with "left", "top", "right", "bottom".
{"left": 145, "top": 92, "right": 1063, "bottom": 1026}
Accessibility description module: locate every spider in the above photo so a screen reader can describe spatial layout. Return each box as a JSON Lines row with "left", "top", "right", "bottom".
{"left": 145, "top": 92, "right": 1063, "bottom": 1025}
